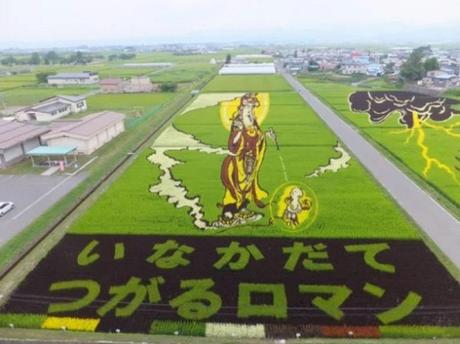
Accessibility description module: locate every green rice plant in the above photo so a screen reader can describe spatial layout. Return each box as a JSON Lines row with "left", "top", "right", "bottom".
{"left": 150, "top": 320, "right": 205, "bottom": 336}
{"left": 380, "top": 325, "right": 460, "bottom": 338}
{"left": 299, "top": 77, "right": 460, "bottom": 214}
{"left": 69, "top": 78, "right": 419, "bottom": 238}
{"left": 0, "top": 313, "right": 46, "bottom": 329}
{"left": 2, "top": 86, "right": 94, "bottom": 106}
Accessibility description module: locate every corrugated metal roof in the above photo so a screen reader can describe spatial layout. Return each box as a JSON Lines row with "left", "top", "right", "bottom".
{"left": 33, "top": 101, "right": 70, "bottom": 114}
{"left": 42, "top": 111, "right": 125, "bottom": 140}
{"left": 56, "top": 95, "right": 87, "bottom": 103}
{"left": 37, "top": 95, "right": 87, "bottom": 104}
{"left": 0, "top": 120, "right": 50, "bottom": 150}
{"left": 48, "top": 73, "right": 92, "bottom": 79}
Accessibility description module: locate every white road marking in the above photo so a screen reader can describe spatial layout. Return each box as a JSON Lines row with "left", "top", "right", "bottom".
{"left": 11, "top": 157, "right": 97, "bottom": 220}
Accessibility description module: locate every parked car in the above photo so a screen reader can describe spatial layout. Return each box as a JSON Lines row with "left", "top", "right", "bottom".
{"left": 0, "top": 202, "right": 15, "bottom": 217}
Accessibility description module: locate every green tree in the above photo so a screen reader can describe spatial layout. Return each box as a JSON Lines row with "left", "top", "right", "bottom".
{"left": 308, "top": 60, "right": 319, "bottom": 72}
{"left": 1, "top": 56, "right": 17, "bottom": 66}
{"left": 160, "top": 82, "right": 178, "bottom": 92}
{"left": 44, "top": 51, "right": 59, "bottom": 64}
{"left": 30, "top": 52, "right": 41, "bottom": 65}
{"left": 384, "top": 62, "right": 395, "bottom": 74}
{"left": 67, "top": 51, "right": 92, "bottom": 64}
{"left": 400, "top": 47, "right": 426, "bottom": 81}
{"left": 36, "top": 72, "right": 53, "bottom": 84}
{"left": 225, "top": 54, "right": 231, "bottom": 64}
{"left": 423, "top": 57, "right": 440, "bottom": 72}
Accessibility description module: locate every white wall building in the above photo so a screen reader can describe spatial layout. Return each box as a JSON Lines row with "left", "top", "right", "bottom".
{"left": 340, "top": 63, "right": 369, "bottom": 75}
{"left": 42, "top": 111, "right": 126, "bottom": 155}
{"left": 47, "top": 72, "right": 99, "bottom": 85}
{"left": 219, "top": 63, "right": 276, "bottom": 75}
{"left": 367, "top": 64, "right": 385, "bottom": 76}
{"left": 15, "top": 95, "right": 87, "bottom": 122}
{"left": 0, "top": 120, "right": 49, "bottom": 168}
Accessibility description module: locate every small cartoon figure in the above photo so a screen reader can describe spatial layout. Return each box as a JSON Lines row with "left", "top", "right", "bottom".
{"left": 282, "top": 187, "right": 311, "bottom": 227}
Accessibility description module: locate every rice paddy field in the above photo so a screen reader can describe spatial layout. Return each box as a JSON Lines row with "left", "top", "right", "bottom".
{"left": 0, "top": 51, "right": 221, "bottom": 111}
{"left": 1, "top": 86, "right": 96, "bottom": 106}
{"left": 299, "top": 77, "right": 460, "bottom": 216}
{"left": 0, "top": 73, "right": 37, "bottom": 91}
{"left": 69, "top": 75, "right": 418, "bottom": 238}
{"left": 32, "top": 64, "right": 164, "bottom": 79}
{"left": 1, "top": 74, "right": 459, "bottom": 340}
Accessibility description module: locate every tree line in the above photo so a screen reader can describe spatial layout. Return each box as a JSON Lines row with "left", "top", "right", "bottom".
{"left": 1, "top": 51, "right": 136, "bottom": 66}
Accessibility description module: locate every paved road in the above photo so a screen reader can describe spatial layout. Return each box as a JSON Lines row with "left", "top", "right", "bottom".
{"left": 0, "top": 174, "right": 86, "bottom": 246}
{"left": 279, "top": 67, "right": 460, "bottom": 269}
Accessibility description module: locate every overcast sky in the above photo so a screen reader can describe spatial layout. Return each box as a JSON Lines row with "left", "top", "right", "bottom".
{"left": 1, "top": 0, "right": 460, "bottom": 47}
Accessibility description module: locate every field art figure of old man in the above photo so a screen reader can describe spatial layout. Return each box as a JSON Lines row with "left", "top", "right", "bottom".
{"left": 214, "top": 93, "right": 270, "bottom": 228}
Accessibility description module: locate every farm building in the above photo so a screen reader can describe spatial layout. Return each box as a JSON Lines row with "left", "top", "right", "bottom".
{"left": 219, "top": 63, "right": 276, "bottom": 75}
{"left": 100, "top": 78, "right": 124, "bottom": 93}
{"left": 100, "top": 77, "right": 157, "bottom": 93}
{"left": 15, "top": 95, "right": 87, "bottom": 122}
{"left": 0, "top": 120, "right": 49, "bottom": 168}
{"left": 124, "top": 77, "right": 157, "bottom": 93}
{"left": 47, "top": 72, "right": 99, "bottom": 85}
{"left": 41, "top": 111, "right": 126, "bottom": 155}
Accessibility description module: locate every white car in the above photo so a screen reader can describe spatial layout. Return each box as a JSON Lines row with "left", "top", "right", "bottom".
{"left": 0, "top": 202, "right": 15, "bottom": 217}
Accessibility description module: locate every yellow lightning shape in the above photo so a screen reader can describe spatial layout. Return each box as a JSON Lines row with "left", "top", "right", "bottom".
{"left": 401, "top": 112, "right": 460, "bottom": 185}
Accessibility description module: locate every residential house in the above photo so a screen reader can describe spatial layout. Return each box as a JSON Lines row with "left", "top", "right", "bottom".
{"left": 367, "top": 64, "right": 384, "bottom": 77}
{"left": 0, "top": 120, "right": 49, "bottom": 168}
{"left": 15, "top": 95, "right": 87, "bottom": 122}
{"left": 282, "top": 57, "right": 305, "bottom": 73}
{"left": 318, "top": 60, "right": 339, "bottom": 72}
{"left": 340, "top": 61, "right": 368, "bottom": 75}
{"left": 41, "top": 111, "right": 126, "bottom": 155}
{"left": 47, "top": 72, "right": 99, "bottom": 85}
{"left": 440, "top": 64, "right": 458, "bottom": 76}
{"left": 422, "top": 70, "right": 459, "bottom": 89}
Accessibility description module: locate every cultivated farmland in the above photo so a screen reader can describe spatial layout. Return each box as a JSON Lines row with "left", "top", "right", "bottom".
{"left": 299, "top": 77, "right": 460, "bottom": 216}
{"left": 1, "top": 74, "right": 459, "bottom": 340}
